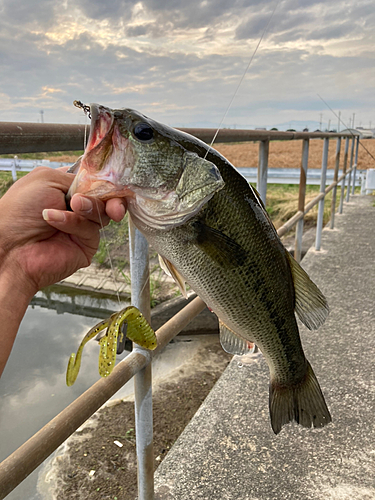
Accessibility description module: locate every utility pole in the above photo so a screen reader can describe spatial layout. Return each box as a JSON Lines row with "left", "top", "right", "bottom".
{"left": 40, "top": 110, "right": 44, "bottom": 123}
{"left": 319, "top": 113, "right": 323, "bottom": 130}
{"left": 338, "top": 111, "right": 341, "bottom": 132}
{"left": 327, "top": 119, "right": 331, "bottom": 132}
{"left": 352, "top": 113, "right": 355, "bottom": 129}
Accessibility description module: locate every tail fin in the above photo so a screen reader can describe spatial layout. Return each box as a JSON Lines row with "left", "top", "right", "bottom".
{"left": 269, "top": 361, "right": 331, "bottom": 434}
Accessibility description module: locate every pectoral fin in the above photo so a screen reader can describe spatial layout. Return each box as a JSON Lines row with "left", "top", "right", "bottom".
{"left": 286, "top": 252, "right": 329, "bottom": 330}
{"left": 219, "top": 320, "right": 256, "bottom": 356}
{"left": 193, "top": 221, "right": 247, "bottom": 268}
{"left": 158, "top": 255, "right": 187, "bottom": 298}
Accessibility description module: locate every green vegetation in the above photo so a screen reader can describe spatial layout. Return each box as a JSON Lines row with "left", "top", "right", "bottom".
{"left": 265, "top": 184, "right": 359, "bottom": 230}
{"left": 0, "top": 171, "right": 28, "bottom": 197}
{"left": 0, "top": 151, "right": 83, "bottom": 160}
{"left": 93, "top": 216, "right": 130, "bottom": 267}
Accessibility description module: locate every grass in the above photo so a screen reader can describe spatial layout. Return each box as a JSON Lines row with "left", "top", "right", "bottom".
{"left": 264, "top": 183, "right": 359, "bottom": 230}
{"left": 0, "top": 171, "right": 28, "bottom": 197}
{"left": 0, "top": 151, "right": 83, "bottom": 160}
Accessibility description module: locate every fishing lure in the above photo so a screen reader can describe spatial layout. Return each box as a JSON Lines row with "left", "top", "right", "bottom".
{"left": 66, "top": 306, "right": 157, "bottom": 386}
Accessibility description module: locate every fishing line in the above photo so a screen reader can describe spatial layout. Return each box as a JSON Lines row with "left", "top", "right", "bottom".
{"left": 204, "top": 0, "right": 280, "bottom": 159}
{"left": 76, "top": 102, "right": 122, "bottom": 306}
{"left": 84, "top": 110, "right": 88, "bottom": 150}
{"left": 317, "top": 93, "right": 375, "bottom": 164}
{"left": 95, "top": 201, "right": 122, "bottom": 306}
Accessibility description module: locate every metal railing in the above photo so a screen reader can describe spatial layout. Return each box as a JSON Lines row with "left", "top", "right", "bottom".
{"left": 0, "top": 123, "right": 360, "bottom": 499}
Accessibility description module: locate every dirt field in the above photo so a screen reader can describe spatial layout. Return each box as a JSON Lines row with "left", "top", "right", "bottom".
{"left": 45, "top": 138, "right": 375, "bottom": 170}
{"left": 214, "top": 137, "right": 375, "bottom": 170}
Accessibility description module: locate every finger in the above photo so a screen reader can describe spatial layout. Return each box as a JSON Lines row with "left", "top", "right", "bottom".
{"left": 105, "top": 198, "right": 127, "bottom": 222}
{"left": 42, "top": 209, "right": 102, "bottom": 241}
{"left": 70, "top": 194, "right": 110, "bottom": 226}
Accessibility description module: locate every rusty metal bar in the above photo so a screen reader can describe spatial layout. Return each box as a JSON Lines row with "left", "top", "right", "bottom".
{"left": 277, "top": 211, "right": 304, "bottom": 238}
{"left": 294, "top": 139, "right": 309, "bottom": 262}
{"left": 339, "top": 137, "right": 350, "bottom": 214}
{"left": 0, "top": 123, "right": 89, "bottom": 154}
{"left": 330, "top": 137, "right": 342, "bottom": 229}
{"left": 257, "top": 140, "right": 269, "bottom": 205}
{"left": 0, "top": 122, "right": 357, "bottom": 155}
{"left": 0, "top": 296, "right": 207, "bottom": 500}
{"left": 178, "top": 128, "right": 355, "bottom": 143}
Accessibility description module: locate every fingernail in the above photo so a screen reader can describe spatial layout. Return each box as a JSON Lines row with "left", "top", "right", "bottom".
{"left": 79, "top": 196, "right": 93, "bottom": 213}
{"left": 42, "top": 209, "right": 66, "bottom": 222}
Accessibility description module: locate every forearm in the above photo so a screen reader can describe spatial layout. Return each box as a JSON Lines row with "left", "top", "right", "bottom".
{"left": 0, "top": 254, "right": 37, "bottom": 376}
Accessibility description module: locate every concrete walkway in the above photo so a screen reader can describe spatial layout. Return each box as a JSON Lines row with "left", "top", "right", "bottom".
{"left": 154, "top": 195, "right": 375, "bottom": 500}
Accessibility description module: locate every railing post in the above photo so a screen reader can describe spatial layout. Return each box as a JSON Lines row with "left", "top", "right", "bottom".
{"left": 351, "top": 136, "right": 360, "bottom": 195}
{"left": 294, "top": 139, "right": 309, "bottom": 262}
{"left": 11, "top": 156, "right": 18, "bottom": 182}
{"left": 346, "top": 137, "right": 355, "bottom": 202}
{"left": 257, "top": 140, "right": 269, "bottom": 206}
{"left": 129, "top": 217, "right": 154, "bottom": 500}
{"left": 339, "top": 137, "right": 350, "bottom": 214}
{"left": 315, "top": 138, "right": 329, "bottom": 251}
{"left": 330, "top": 137, "right": 341, "bottom": 229}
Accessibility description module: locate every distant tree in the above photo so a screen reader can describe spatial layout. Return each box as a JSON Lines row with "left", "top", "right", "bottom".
{"left": 286, "top": 128, "right": 296, "bottom": 132}
{"left": 270, "top": 127, "right": 278, "bottom": 131}
{"left": 303, "top": 127, "right": 309, "bottom": 132}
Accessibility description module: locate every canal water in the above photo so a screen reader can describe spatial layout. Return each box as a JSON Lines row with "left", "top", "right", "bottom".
{"left": 0, "top": 287, "right": 198, "bottom": 499}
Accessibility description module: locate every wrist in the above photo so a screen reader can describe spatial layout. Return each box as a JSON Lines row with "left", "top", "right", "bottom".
{"left": 0, "top": 249, "right": 39, "bottom": 302}
{"left": 0, "top": 251, "right": 36, "bottom": 377}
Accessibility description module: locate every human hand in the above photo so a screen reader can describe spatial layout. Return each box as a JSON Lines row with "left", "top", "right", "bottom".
{"left": 0, "top": 166, "right": 127, "bottom": 298}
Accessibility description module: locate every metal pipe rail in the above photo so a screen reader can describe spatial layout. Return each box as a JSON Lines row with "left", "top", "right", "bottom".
{"left": 0, "top": 122, "right": 361, "bottom": 499}
{"left": 0, "top": 122, "right": 355, "bottom": 155}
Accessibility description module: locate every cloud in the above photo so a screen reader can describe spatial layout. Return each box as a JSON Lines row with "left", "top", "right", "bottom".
{"left": 0, "top": 0, "right": 374, "bottom": 129}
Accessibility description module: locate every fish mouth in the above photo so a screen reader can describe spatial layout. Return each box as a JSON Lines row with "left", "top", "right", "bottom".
{"left": 67, "top": 103, "right": 134, "bottom": 201}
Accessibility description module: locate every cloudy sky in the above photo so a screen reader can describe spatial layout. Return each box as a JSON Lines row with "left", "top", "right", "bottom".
{"left": 1, "top": 0, "right": 374, "bottom": 130}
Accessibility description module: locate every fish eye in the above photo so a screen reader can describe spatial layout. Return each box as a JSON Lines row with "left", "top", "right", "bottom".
{"left": 133, "top": 122, "right": 154, "bottom": 142}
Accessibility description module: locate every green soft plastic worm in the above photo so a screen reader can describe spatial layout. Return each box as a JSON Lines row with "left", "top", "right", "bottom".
{"left": 66, "top": 306, "right": 157, "bottom": 386}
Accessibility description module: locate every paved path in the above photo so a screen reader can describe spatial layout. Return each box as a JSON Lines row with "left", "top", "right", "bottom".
{"left": 154, "top": 195, "right": 375, "bottom": 500}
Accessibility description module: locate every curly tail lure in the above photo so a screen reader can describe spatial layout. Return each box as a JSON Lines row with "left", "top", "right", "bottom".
{"left": 66, "top": 306, "right": 157, "bottom": 386}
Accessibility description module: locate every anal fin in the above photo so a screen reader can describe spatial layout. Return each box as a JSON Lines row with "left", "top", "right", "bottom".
{"left": 158, "top": 255, "right": 187, "bottom": 299}
{"left": 219, "top": 320, "right": 256, "bottom": 356}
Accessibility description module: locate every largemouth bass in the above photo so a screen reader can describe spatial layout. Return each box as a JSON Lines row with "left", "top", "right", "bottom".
{"left": 68, "top": 103, "right": 331, "bottom": 434}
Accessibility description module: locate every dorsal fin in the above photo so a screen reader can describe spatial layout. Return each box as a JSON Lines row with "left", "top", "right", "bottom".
{"left": 286, "top": 252, "right": 329, "bottom": 330}
{"left": 158, "top": 255, "right": 188, "bottom": 299}
{"left": 219, "top": 320, "right": 256, "bottom": 356}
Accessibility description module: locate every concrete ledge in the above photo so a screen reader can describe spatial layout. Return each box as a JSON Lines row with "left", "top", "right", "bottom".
{"left": 154, "top": 196, "right": 375, "bottom": 499}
